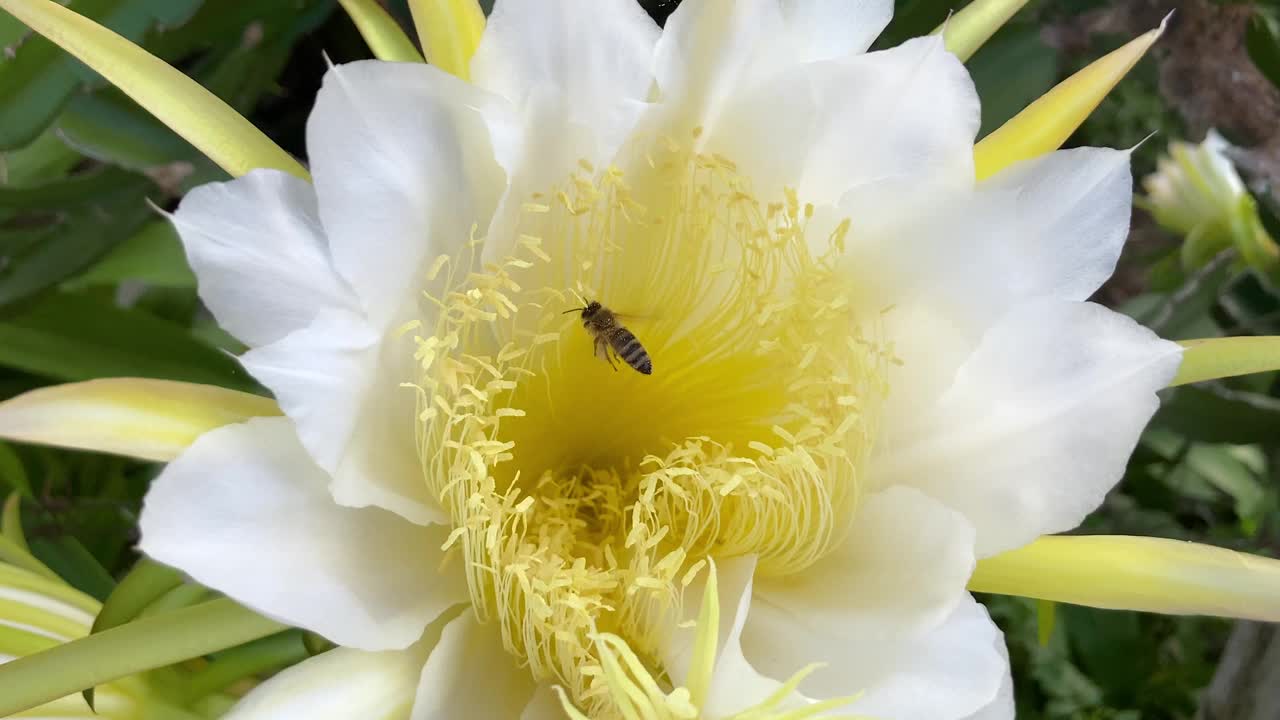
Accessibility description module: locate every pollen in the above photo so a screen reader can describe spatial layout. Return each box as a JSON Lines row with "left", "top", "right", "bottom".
{"left": 406, "top": 134, "right": 889, "bottom": 717}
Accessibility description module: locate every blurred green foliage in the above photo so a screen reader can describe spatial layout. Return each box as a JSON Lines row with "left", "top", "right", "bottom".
{"left": 0, "top": 1, "right": 1277, "bottom": 718}
{"left": 0, "top": 0, "right": 342, "bottom": 598}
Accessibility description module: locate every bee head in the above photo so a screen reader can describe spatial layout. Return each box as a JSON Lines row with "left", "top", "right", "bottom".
{"left": 561, "top": 300, "right": 602, "bottom": 318}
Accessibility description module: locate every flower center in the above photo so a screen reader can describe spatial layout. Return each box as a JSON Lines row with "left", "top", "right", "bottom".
{"left": 407, "top": 136, "right": 889, "bottom": 715}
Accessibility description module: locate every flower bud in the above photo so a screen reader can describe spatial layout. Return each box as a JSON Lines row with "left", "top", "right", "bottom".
{"left": 1142, "top": 131, "right": 1279, "bottom": 271}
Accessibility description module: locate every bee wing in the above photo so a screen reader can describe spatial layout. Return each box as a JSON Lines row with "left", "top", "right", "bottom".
{"left": 593, "top": 337, "right": 612, "bottom": 362}
{"left": 611, "top": 312, "right": 655, "bottom": 324}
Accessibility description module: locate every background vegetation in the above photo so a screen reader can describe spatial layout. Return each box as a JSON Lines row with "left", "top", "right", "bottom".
{"left": 1, "top": 1, "right": 1278, "bottom": 717}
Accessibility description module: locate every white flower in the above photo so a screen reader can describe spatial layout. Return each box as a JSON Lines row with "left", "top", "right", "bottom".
{"left": 137, "top": 1, "right": 1180, "bottom": 719}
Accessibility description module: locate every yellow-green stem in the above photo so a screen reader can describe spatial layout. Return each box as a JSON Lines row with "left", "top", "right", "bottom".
{"left": 0, "top": 598, "right": 286, "bottom": 717}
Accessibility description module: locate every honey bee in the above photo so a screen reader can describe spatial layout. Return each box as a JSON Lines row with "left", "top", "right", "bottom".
{"left": 564, "top": 300, "right": 653, "bottom": 375}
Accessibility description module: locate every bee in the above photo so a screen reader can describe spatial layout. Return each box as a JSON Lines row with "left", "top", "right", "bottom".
{"left": 564, "top": 300, "right": 653, "bottom": 375}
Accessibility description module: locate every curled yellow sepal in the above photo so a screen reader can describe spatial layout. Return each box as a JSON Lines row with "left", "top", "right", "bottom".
{"left": 970, "top": 535, "right": 1280, "bottom": 621}
{"left": 408, "top": 0, "right": 485, "bottom": 80}
{"left": 338, "top": 0, "right": 426, "bottom": 63}
{"left": 1171, "top": 336, "right": 1280, "bottom": 386}
{"left": 0, "top": 0, "right": 309, "bottom": 180}
{"left": 0, "top": 379, "right": 280, "bottom": 462}
{"left": 974, "top": 14, "right": 1170, "bottom": 181}
{"left": 934, "top": 0, "right": 1033, "bottom": 62}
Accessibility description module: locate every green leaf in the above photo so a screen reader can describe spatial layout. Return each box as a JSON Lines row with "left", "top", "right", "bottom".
{"left": 28, "top": 535, "right": 114, "bottom": 601}
{"left": 138, "top": 583, "right": 211, "bottom": 617}
{"left": 0, "top": 5, "right": 25, "bottom": 48}
{"left": 1172, "top": 336, "right": 1280, "bottom": 387}
{"left": 1, "top": 492, "right": 26, "bottom": 552}
{"left": 55, "top": 87, "right": 204, "bottom": 173}
{"left": 93, "top": 557, "right": 184, "bottom": 633}
{"left": 0, "top": 533, "right": 59, "bottom": 581}
{"left": 84, "top": 556, "right": 185, "bottom": 709}
{"left": 302, "top": 630, "right": 336, "bottom": 656}
{"left": 64, "top": 220, "right": 195, "bottom": 289}
{"left": 0, "top": 597, "right": 287, "bottom": 717}
{"left": 1153, "top": 384, "right": 1280, "bottom": 445}
{"left": 0, "top": 15, "right": 78, "bottom": 151}
{"left": 968, "top": 24, "right": 1060, "bottom": 139}
{"left": 1180, "top": 223, "right": 1233, "bottom": 272}
{"left": 0, "top": 127, "right": 79, "bottom": 187}
{"left": 1036, "top": 599, "right": 1056, "bottom": 647}
{"left": 0, "top": 441, "right": 31, "bottom": 497}
{"left": 1187, "top": 445, "right": 1268, "bottom": 532}
{"left": 1218, "top": 272, "right": 1280, "bottom": 337}
{"left": 0, "top": 0, "right": 205, "bottom": 150}
{"left": 0, "top": 175, "right": 154, "bottom": 308}
{"left": 1062, "top": 605, "right": 1147, "bottom": 706}
{"left": 0, "top": 164, "right": 148, "bottom": 209}
{"left": 179, "top": 630, "right": 309, "bottom": 702}
{"left": 873, "top": 0, "right": 952, "bottom": 50}
{"left": 1126, "top": 256, "right": 1236, "bottom": 340}
{"left": 145, "top": 0, "right": 331, "bottom": 63}
{"left": 1246, "top": 10, "right": 1280, "bottom": 92}
{"left": 0, "top": 292, "right": 256, "bottom": 390}
{"left": 174, "top": 0, "right": 334, "bottom": 126}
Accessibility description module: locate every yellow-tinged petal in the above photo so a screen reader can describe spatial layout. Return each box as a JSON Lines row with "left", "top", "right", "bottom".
{"left": 338, "top": 0, "right": 426, "bottom": 63}
{"left": 0, "top": 0, "right": 309, "bottom": 180}
{"left": 0, "top": 379, "right": 280, "bottom": 462}
{"left": 973, "top": 15, "right": 1168, "bottom": 181}
{"left": 970, "top": 535, "right": 1280, "bottom": 621}
{"left": 408, "top": 0, "right": 485, "bottom": 80}
{"left": 1171, "top": 336, "right": 1280, "bottom": 386}
{"left": 934, "top": 0, "right": 1033, "bottom": 62}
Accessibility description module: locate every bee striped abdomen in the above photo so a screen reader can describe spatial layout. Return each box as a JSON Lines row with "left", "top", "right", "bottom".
{"left": 574, "top": 300, "right": 653, "bottom": 376}
{"left": 610, "top": 328, "right": 653, "bottom": 375}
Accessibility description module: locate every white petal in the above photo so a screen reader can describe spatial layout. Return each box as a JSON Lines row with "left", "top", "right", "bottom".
{"left": 711, "top": 36, "right": 979, "bottom": 206}
{"left": 831, "top": 189, "right": 1004, "bottom": 430}
{"left": 472, "top": 0, "right": 657, "bottom": 160}
{"left": 978, "top": 147, "right": 1135, "bottom": 301}
{"left": 307, "top": 61, "right": 511, "bottom": 331}
{"left": 138, "top": 417, "right": 466, "bottom": 651}
{"left": 654, "top": 0, "right": 785, "bottom": 134}
{"left": 168, "top": 170, "right": 355, "bottom": 348}
{"left": 411, "top": 612, "right": 536, "bottom": 720}
{"left": 224, "top": 644, "right": 431, "bottom": 720}
{"left": 779, "top": 0, "right": 893, "bottom": 61}
{"left": 662, "top": 555, "right": 790, "bottom": 719}
{"left": 844, "top": 149, "right": 1134, "bottom": 407}
{"left": 740, "top": 487, "right": 976, "bottom": 699}
{"left": 701, "top": 557, "right": 792, "bottom": 719}
{"left": 240, "top": 309, "right": 445, "bottom": 526}
{"left": 517, "top": 685, "right": 565, "bottom": 720}
{"left": 845, "top": 597, "right": 1008, "bottom": 720}
{"left": 472, "top": 0, "right": 657, "bottom": 268}
{"left": 874, "top": 299, "right": 1183, "bottom": 557}
{"left": 959, "top": 634, "right": 1015, "bottom": 720}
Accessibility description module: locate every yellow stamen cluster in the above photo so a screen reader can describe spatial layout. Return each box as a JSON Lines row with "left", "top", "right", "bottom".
{"left": 554, "top": 563, "right": 874, "bottom": 720}
{"left": 406, "top": 134, "right": 889, "bottom": 717}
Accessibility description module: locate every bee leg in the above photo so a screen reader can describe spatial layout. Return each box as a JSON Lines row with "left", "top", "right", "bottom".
{"left": 595, "top": 337, "right": 618, "bottom": 371}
